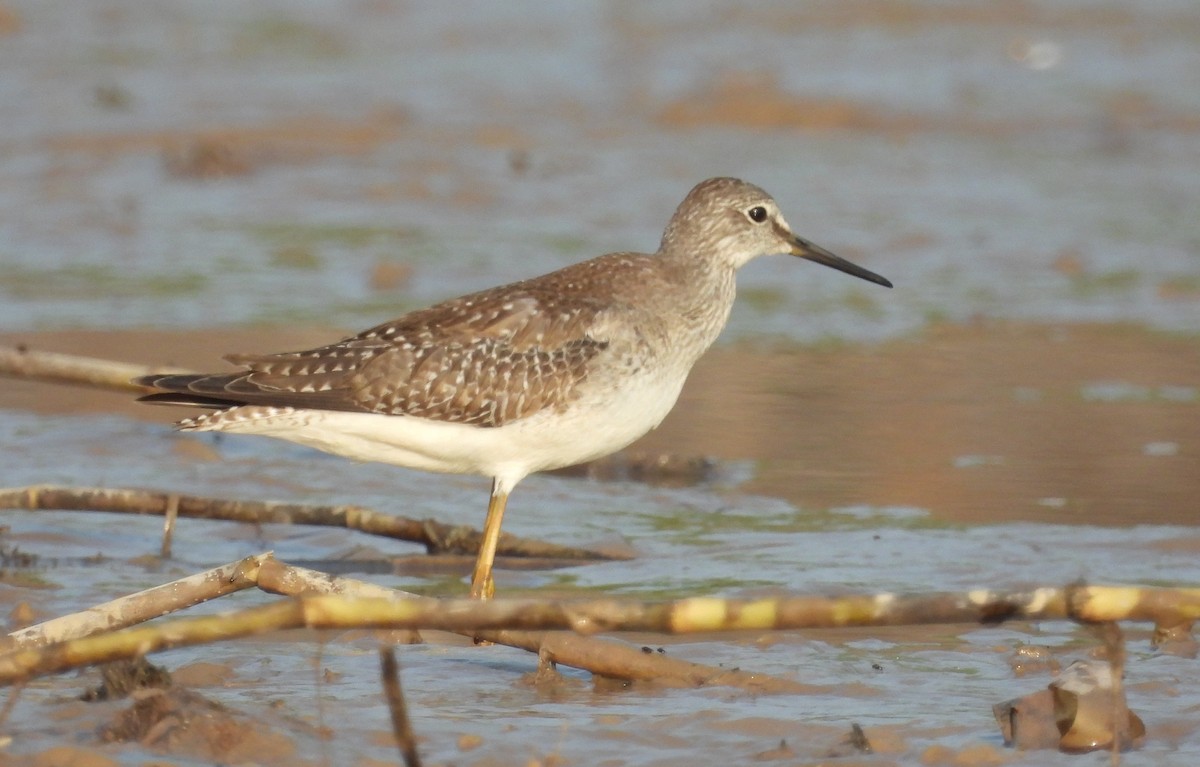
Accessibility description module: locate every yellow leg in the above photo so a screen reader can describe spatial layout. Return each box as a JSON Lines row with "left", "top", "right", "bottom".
{"left": 469, "top": 484, "right": 508, "bottom": 600}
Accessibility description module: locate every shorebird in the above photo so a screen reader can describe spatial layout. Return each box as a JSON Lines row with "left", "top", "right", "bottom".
{"left": 136, "top": 177, "right": 892, "bottom": 599}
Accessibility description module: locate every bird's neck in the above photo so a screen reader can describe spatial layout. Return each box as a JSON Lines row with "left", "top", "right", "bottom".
{"left": 657, "top": 251, "right": 738, "bottom": 352}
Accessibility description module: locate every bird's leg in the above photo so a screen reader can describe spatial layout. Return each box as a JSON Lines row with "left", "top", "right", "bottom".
{"left": 469, "top": 481, "right": 508, "bottom": 600}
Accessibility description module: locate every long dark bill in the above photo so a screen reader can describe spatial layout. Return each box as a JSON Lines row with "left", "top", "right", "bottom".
{"left": 791, "top": 235, "right": 892, "bottom": 288}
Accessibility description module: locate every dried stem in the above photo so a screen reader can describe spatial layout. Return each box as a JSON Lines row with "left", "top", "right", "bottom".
{"left": 5, "top": 554, "right": 268, "bottom": 649}
{"left": 161, "top": 492, "right": 179, "bottom": 559}
{"left": 3, "top": 563, "right": 1196, "bottom": 691}
{"left": 379, "top": 646, "right": 423, "bottom": 767}
{"left": 3, "top": 552, "right": 799, "bottom": 692}
{"left": 0, "top": 484, "right": 627, "bottom": 562}
{"left": 0, "top": 681, "right": 24, "bottom": 732}
{"left": 257, "top": 558, "right": 808, "bottom": 693}
{"left": 0, "top": 344, "right": 173, "bottom": 392}
{"left": 1102, "top": 622, "right": 1127, "bottom": 766}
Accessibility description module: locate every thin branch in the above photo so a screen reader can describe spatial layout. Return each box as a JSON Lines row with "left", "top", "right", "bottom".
{"left": 379, "top": 646, "right": 422, "bottom": 767}
{"left": 0, "top": 555, "right": 809, "bottom": 693}
{"left": 4, "top": 571, "right": 1196, "bottom": 689}
{"left": 0, "top": 681, "right": 24, "bottom": 732}
{"left": 4, "top": 554, "right": 268, "bottom": 649}
{"left": 0, "top": 344, "right": 174, "bottom": 392}
{"left": 256, "top": 558, "right": 808, "bottom": 693}
{"left": 1093, "top": 622, "right": 1132, "bottom": 763}
{"left": 0, "top": 484, "right": 628, "bottom": 562}
{"left": 161, "top": 492, "right": 179, "bottom": 559}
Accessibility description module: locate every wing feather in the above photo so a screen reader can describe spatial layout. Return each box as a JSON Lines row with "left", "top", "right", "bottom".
{"left": 137, "top": 270, "right": 626, "bottom": 427}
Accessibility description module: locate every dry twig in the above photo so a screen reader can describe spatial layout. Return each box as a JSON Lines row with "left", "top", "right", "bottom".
{"left": 0, "top": 484, "right": 627, "bottom": 562}
{"left": 3, "top": 553, "right": 795, "bottom": 692}
{"left": 0, "top": 344, "right": 172, "bottom": 392}
{"left": 5, "top": 554, "right": 268, "bottom": 649}
{"left": 379, "top": 646, "right": 422, "bottom": 767}
{"left": 256, "top": 557, "right": 807, "bottom": 692}
{"left": 3, "top": 570, "right": 1196, "bottom": 688}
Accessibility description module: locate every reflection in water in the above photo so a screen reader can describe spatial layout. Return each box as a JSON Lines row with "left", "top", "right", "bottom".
{"left": 635, "top": 323, "right": 1200, "bottom": 528}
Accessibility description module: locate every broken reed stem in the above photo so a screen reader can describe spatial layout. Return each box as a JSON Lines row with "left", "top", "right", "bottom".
{"left": 0, "top": 484, "right": 626, "bottom": 562}
{"left": 0, "top": 681, "right": 24, "bottom": 732}
{"left": 379, "top": 646, "right": 423, "bottom": 767}
{"left": 5, "top": 554, "right": 269, "bottom": 649}
{"left": 257, "top": 559, "right": 806, "bottom": 693}
{"left": 3, "top": 569, "right": 1198, "bottom": 687}
{"left": 1093, "top": 622, "right": 1130, "bottom": 764}
{"left": 4, "top": 554, "right": 792, "bottom": 693}
{"left": 0, "top": 344, "right": 173, "bottom": 392}
{"left": 273, "top": 586, "right": 1199, "bottom": 634}
{"left": 161, "top": 492, "right": 179, "bottom": 559}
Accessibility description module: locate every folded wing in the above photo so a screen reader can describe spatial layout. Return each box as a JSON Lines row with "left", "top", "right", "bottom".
{"left": 137, "top": 284, "right": 613, "bottom": 428}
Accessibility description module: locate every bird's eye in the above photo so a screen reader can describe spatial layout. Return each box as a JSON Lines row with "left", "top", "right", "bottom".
{"left": 747, "top": 206, "right": 768, "bottom": 223}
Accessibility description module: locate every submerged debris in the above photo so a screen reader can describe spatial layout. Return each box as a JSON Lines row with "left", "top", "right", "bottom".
{"left": 100, "top": 685, "right": 296, "bottom": 762}
{"left": 81, "top": 658, "right": 171, "bottom": 702}
{"left": 1151, "top": 620, "right": 1198, "bottom": 659}
{"left": 1008, "top": 644, "right": 1061, "bottom": 677}
{"left": 551, "top": 451, "right": 719, "bottom": 486}
{"left": 994, "top": 660, "right": 1145, "bottom": 753}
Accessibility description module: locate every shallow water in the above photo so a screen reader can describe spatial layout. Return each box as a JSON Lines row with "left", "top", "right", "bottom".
{"left": 0, "top": 1, "right": 1198, "bottom": 764}
{"left": 4, "top": 409, "right": 1200, "bottom": 764}
{"left": 6, "top": 410, "right": 1200, "bottom": 600}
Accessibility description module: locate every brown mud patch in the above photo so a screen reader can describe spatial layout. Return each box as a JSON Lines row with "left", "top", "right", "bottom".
{"left": 2, "top": 320, "right": 1195, "bottom": 528}
{"left": 97, "top": 685, "right": 298, "bottom": 763}
{"left": 45, "top": 110, "right": 411, "bottom": 171}
{"left": 656, "top": 70, "right": 1200, "bottom": 136}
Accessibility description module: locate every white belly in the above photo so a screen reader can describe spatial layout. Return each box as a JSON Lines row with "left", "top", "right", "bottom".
{"left": 184, "top": 367, "right": 689, "bottom": 489}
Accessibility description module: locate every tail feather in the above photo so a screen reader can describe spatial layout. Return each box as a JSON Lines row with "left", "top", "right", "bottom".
{"left": 133, "top": 372, "right": 366, "bottom": 413}
{"left": 137, "top": 392, "right": 239, "bottom": 409}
